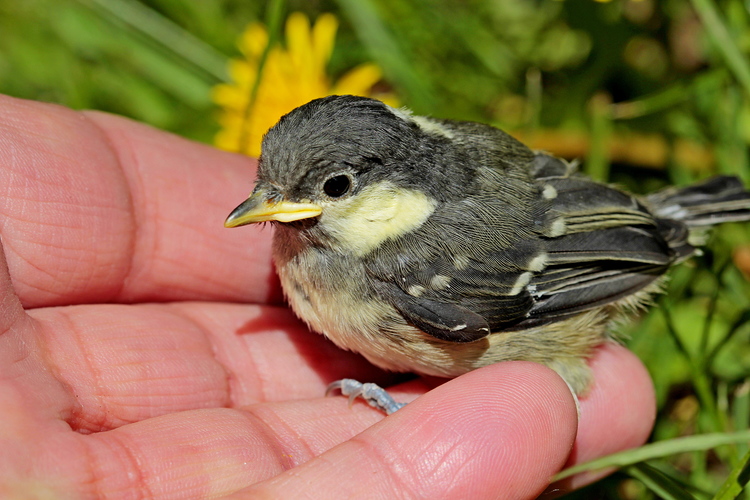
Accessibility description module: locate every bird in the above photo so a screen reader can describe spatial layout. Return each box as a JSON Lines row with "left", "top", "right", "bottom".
{"left": 225, "top": 94, "right": 750, "bottom": 414}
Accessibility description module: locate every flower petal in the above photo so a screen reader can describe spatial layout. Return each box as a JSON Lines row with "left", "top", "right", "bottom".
{"left": 311, "top": 13, "right": 338, "bottom": 72}
{"left": 212, "top": 11, "right": 397, "bottom": 157}
{"left": 239, "top": 23, "right": 268, "bottom": 59}
{"left": 333, "top": 63, "right": 383, "bottom": 95}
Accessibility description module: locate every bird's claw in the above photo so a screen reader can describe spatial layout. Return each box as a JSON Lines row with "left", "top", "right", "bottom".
{"left": 326, "top": 378, "right": 406, "bottom": 415}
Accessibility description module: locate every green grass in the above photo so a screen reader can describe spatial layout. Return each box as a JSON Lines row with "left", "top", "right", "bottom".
{"left": 2, "top": 0, "right": 750, "bottom": 497}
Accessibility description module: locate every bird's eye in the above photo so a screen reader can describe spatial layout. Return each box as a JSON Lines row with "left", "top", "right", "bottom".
{"left": 323, "top": 175, "right": 351, "bottom": 198}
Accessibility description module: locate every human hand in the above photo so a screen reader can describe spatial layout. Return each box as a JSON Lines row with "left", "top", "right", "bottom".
{"left": 0, "top": 95, "right": 655, "bottom": 499}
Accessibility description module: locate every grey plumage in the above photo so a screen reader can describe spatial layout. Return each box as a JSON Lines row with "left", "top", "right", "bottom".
{"left": 226, "top": 94, "right": 750, "bottom": 394}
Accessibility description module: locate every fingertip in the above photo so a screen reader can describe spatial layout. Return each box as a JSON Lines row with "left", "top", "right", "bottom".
{"left": 385, "top": 361, "right": 581, "bottom": 498}
{"left": 396, "top": 360, "right": 579, "bottom": 440}
{"left": 554, "top": 343, "right": 656, "bottom": 492}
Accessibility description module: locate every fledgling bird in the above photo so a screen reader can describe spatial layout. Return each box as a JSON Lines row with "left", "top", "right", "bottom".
{"left": 226, "top": 95, "right": 750, "bottom": 413}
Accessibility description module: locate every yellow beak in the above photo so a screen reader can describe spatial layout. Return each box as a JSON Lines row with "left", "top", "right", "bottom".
{"left": 224, "top": 190, "right": 323, "bottom": 228}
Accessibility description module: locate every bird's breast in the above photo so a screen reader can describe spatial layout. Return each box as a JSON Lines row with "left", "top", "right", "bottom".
{"left": 272, "top": 240, "right": 412, "bottom": 366}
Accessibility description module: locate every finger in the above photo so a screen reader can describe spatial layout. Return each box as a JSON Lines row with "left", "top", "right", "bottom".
{"left": 27, "top": 362, "right": 572, "bottom": 499}
{"left": 548, "top": 342, "right": 656, "bottom": 494}
{"left": 7, "top": 361, "right": 420, "bottom": 498}
{"left": 0, "top": 236, "right": 75, "bottom": 427}
{"left": 0, "top": 95, "right": 276, "bottom": 308}
{"left": 0, "top": 238, "right": 24, "bottom": 333}
{"left": 9, "top": 346, "right": 650, "bottom": 498}
{"left": 34, "top": 301, "right": 392, "bottom": 432}
{"left": 14, "top": 391, "right": 393, "bottom": 499}
{"left": 233, "top": 362, "right": 579, "bottom": 500}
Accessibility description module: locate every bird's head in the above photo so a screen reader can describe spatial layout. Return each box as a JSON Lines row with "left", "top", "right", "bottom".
{"left": 225, "top": 95, "right": 463, "bottom": 255}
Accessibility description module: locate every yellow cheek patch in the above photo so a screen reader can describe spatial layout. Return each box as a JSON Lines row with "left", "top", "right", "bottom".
{"left": 322, "top": 181, "right": 438, "bottom": 256}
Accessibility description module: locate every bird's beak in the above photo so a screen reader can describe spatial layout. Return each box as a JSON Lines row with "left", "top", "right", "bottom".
{"left": 224, "top": 189, "right": 323, "bottom": 228}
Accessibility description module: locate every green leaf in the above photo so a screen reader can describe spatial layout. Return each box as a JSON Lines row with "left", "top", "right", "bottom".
{"left": 690, "top": 0, "right": 750, "bottom": 99}
{"left": 625, "top": 463, "right": 698, "bottom": 500}
{"left": 713, "top": 448, "right": 750, "bottom": 500}
{"left": 335, "top": 0, "right": 435, "bottom": 112}
{"left": 553, "top": 431, "right": 750, "bottom": 482}
{"left": 75, "top": 0, "right": 228, "bottom": 81}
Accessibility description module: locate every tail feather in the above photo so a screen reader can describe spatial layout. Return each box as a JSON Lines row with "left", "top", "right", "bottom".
{"left": 647, "top": 176, "right": 750, "bottom": 227}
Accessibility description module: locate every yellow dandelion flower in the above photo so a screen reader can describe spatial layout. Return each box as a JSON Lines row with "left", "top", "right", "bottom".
{"left": 212, "top": 12, "right": 398, "bottom": 157}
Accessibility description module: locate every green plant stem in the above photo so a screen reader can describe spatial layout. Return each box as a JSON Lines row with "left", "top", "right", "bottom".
{"left": 660, "top": 307, "right": 722, "bottom": 435}
{"left": 611, "top": 82, "right": 689, "bottom": 120}
{"left": 692, "top": 372, "right": 724, "bottom": 433}
{"left": 335, "top": 0, "right": 434, "bottom": 112}
{"left": 732, "top": 382, "right": 750, "bottom": 459}
{"left": 690, "top": 0, "right": 750, "bottom": 99}
{"left": 712, "top": 447, "right": 750, "bottom": 500}
{"left": 77, "top": 0, "right": 228, "bottom": 81}
{"left": 238, "top": 0, "right": 286, "bottom": 155}
{"left": 625, "top": 463, "right": 698, "bottom": 500}
{"left": 699, "top": 266, "right": 726, "bottom": 363}
{"left": 525, "top": 67, "right": 542, "bottom": 131}
{"left": 586, "top": 92, "right": 612, "bottom": 181}
{"left": 553, "top": 431, "right": 750, "bottom": 481}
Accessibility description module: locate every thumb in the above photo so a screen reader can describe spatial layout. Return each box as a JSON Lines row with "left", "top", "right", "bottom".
{"left": 230, "top": 362, "right": 578, "bottom": 500}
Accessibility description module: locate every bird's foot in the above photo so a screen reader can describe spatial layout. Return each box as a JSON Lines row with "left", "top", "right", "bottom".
{"left": 326, "top": 378, "right": 406, "bottom": 415}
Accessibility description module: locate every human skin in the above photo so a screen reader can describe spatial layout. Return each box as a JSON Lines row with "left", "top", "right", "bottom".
{"left": 0, "top": 94, "right": 655, "bottom": 499}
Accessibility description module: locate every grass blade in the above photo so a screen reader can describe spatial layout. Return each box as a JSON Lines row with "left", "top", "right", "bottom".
{"left": 553, "top": 431, "right": 750, "bottom": 481}
{"left": 689, "top": 0, "right": 750, "bottom": 98}
{"left": 335, "top": 0, "right": 434, "bottom": 111}
{"left": 76, "top": 0, "right": 228, "bottom": 81}
{"left": 625, "top": 463, "right": 698, "bottom": 500}
{"left": 713, "top": 448, "right": 750, "bottom": 500}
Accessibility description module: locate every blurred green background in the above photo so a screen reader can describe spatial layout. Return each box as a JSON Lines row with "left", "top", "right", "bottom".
{"left": 3, "top": 0, "right": 750, "bottom": 497}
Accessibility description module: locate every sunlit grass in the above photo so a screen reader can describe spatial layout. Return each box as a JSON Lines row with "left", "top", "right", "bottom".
{"left": 1, "top": 0, "right": 749, "bottom": 497}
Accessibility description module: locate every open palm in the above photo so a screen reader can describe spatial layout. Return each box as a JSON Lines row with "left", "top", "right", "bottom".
{"left": 0, "top": 95, "right": 654, "bottom": 499}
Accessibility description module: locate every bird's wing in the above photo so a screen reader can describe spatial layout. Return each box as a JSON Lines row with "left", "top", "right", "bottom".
{"left": 364, "top": 189, "right": 546, "bottom": 342}
{"left": 367, "top": 153, "right": 686, "bottom": 341}
{"left": 521, "top": 154, "right": 684, "bottom": 326}
{"left": 523, "top": 226, "right": 671, "bottom": 325}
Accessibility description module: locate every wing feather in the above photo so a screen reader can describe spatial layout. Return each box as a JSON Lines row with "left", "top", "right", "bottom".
{"left": 366, "top": 152, "right": 688, "bottom": 341}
